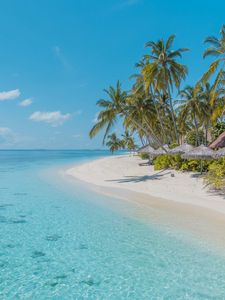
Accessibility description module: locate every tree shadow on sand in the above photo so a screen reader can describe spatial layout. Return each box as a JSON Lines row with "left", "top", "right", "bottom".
{"left": 105, "top": 170, "right": 171, "bottom": 183}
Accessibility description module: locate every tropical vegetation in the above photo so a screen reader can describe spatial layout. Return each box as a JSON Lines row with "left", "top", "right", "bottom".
{"left": 90, "top": 25, "right": 225, "bottom": 189}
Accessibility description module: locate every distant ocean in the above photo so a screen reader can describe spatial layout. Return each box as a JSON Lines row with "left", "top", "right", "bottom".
{"left": 0, "top": 150, "right": 225, "bottom": 299}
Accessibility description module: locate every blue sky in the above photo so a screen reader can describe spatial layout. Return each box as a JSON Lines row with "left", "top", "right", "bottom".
{"left": 0, "top": 0, "right": 224, "bottom": 149}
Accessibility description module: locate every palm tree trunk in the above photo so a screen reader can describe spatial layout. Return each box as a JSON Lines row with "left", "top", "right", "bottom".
{"left": 168, "top": 88, "right": 179, "bottom": 144}
{"left": 149, "top": 86, "right": 167, "bottom": 143}
{"left": 120, "top": 105, "right": 167, "bottom": 151}
{"left": 142, "top": 116, "right": 168, "bottom": 152}
{"left": 193, "top": 114, "right": 200, "bottom": 146}
{"left": 139, "top": 135, "right": 145, "bottom": 146}
{"left": 205, "top": 123, "right": 209, "bottom": 146}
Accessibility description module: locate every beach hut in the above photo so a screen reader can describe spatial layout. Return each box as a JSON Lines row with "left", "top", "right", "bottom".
{"left": 182, "top": 144, "right": 215, "bottom": 174}
{"left": 209, "top": 131, "right": 225, "bottom": 149}
{"left": 169, "top": 143, "right": 194, "bottom": 155}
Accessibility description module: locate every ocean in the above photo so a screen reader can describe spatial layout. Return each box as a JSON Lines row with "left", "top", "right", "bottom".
{"left": 0, "top": 150, "right": 225, "bottom": 299}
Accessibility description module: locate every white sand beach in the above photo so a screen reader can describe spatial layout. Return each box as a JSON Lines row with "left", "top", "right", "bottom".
{"left": 67, "top": 155, "right": 225, "bottom": 214}
{"left": 66, "top": 155, "right": 225, "bottom": 249}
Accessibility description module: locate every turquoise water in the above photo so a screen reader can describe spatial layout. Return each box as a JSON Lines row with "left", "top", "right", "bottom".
{"left": 0, "top": 150, "right": 225, "bottom": 299}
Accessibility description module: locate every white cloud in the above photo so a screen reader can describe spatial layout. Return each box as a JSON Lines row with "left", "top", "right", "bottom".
{"left": 53, "top": 46, "right": 71, "bottom": 70}
{"left": 0, "top": 127, "right": 12, "bottom": 135}
{"left": 0, "top": 127, "right": 16, "bottom": 145}
{"left": 0, "top": 89, "right": 20, "bottom": 101}
{"left": 19, "top": 98, "right": 33, "bottom": 107}
{"left": 0, "top": 127, "right": 32, "bottom": 147}
{"left": 29, "top": 111, "right": 71, "bottom": 127}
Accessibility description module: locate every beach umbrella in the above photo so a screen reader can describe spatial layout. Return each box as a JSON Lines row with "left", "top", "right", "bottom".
{"left": 214, "top": 147, "right": 225, "bottom": 159}
{"left": 182, "top": 144, "right": 215, "bottom": 174}
{"left": 138, "top": 144, "right": 155, "bottom": 154}
{"left": 169, "top": 143, "right": 194, "bottom": 155}
{"left": 150, "top": 144, "right": 170, "bottom": 157}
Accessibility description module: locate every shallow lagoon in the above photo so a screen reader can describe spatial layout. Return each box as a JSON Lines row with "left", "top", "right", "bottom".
{"left": 0, "top": 150, "right": 225, "bottom": 299}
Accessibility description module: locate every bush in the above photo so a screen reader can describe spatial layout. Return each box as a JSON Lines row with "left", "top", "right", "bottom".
{"left": 169, "top": 154, "right": 183, "bottom": 170}
{"left": 154, "top": 155, "right": 171, "bottom": 170}
{"left": 154, "top": 154, "right": 212, "bottom": 172}
{"left": 153, "top": 154, "right": 225, "bottom": 190}
{"left": 139, "top": 153, "right": 149, "bottom": 160}
{"left": 179, "top": 159, "right": 211, "bottom": 172}
{"left": 204, "top": 157, "right": 225, "bottom": 190}
{"left": 154, "top": 154, "right": 183, "bottom": 170}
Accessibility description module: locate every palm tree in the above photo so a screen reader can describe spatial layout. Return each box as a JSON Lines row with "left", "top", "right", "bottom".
{"left": 90, "top": 81, "right": 166, "bottom": 149}
{"left": 121, "top": 130, "right": 136, "bottom": 153}
{"left": 106, "top": 133, "right": 123, "bottom": 153}
{"left": 124, "top": 90, "right": 165, "bottom": 148}
{"left": 177, "top": 86, "right": 208, "bottom": 146}
{"left": 202, "top": 25, "right": 225, "bottom": 92}
{"left": 142, "top": 35, "right": 189, "bottom": 143}
{"left": 89, "top": 81, "right": 127, "bottom": 144}
{"left": 131, "top": 63, "right": 168, "bottom": 144}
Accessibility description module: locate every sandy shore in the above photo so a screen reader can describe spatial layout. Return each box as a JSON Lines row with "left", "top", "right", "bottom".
{"left": 66, "top": 155, "right": 225, "bottom": 250}
{"left": 67, "top": 155, "right": 224, "bottom": 213}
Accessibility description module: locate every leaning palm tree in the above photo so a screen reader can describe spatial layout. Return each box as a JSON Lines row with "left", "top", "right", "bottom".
{"left": 202, "top": 25, "right": 225, "bottom": 93}
{"left": 200, "top": 82, "right": 225, "bottom": 143}
{"left": 121, "top": 130, "right": 137, "bottom": 153}
{"left": 106, "top": 133, "right": 123, "bottom": 154}
{"left": 90, "top": 81, "right": 167, "bottom": 149}
{"left": 124, "top": 90, "right": 165, "bottom": 148}
{"left": 142, "top": 35, "right": 189, "bottom": 143}
{"left": 89, "top": 81, "right": 127, "bottom": 144}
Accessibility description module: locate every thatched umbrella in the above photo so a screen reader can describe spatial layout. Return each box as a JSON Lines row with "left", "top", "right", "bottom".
{"left": 214, "top": 147, "right": 225, "bottom": 159}
{"left": 182, "top": 144, "right": 215, "bottom": 174}
{"left": 150, "top": 144, "right": 169, "bottom": 158}
{"left": 138, "top": 145, "right": 155, "bottom": 154}
{"left": 169, "top": 143, "right": 194, "bottom": 155}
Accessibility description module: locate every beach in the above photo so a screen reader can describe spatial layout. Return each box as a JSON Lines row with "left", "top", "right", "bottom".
{"left": 66, "top": 154, "right": 225, "bottom": 249}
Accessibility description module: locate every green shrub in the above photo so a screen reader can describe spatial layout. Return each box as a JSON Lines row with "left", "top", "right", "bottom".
{"left": 154, "top": 154, "right": 183, "bottom": 170}
{"left": 154, "top": 154, "right": 212, "bottom": 172}
{"left": 139, "top": 153, "right": 149, "bottom": 160}
{"left": 154, "top": 155, "right": 171, "bottom": 170}
{"left": 204, "top": 158, "right": 225, "bottom": 189}
{"left": 179, "top": 159, "right": 211, "bottom": 172}
{"left": 169, "top": 154, "right": 183, "bottom": 170}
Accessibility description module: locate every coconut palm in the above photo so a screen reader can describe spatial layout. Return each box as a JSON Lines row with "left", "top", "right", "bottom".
{"left": 177, "top": 86, "right": 208, "bottom": 146}
{"left": 124, "top": 90, "right": 165, "bottom": 148}
{"left": 90, "top": 81, "right": 164, "bottom": 147}
{"left": 131, "top": 66, "right": 169, "bottom": 144}
{"left": 202, "top": 25, "right": 225, "bottom": 92}
{"left": 89, "top": 81, "right": 127, "bottom": 144}
{"left": 106, "top": 133, "right": 123, "bottom": 153}
{"left": 200, "top": 82, "right": 225, "bottom": 143}
{"left": 121, "top": 130, "right": 137, "bottom": 153}
{"left": 142, "top": 35, "right": 189, "bottom": 143}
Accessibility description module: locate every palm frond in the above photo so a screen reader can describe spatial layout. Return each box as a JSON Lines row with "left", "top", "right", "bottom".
{"left": 201, "top": 59, "right": 221, "bottom": 83}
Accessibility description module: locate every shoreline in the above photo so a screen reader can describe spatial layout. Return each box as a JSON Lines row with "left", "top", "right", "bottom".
{"left": 65, "top": 155, "right": 225, "bottom": 250}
